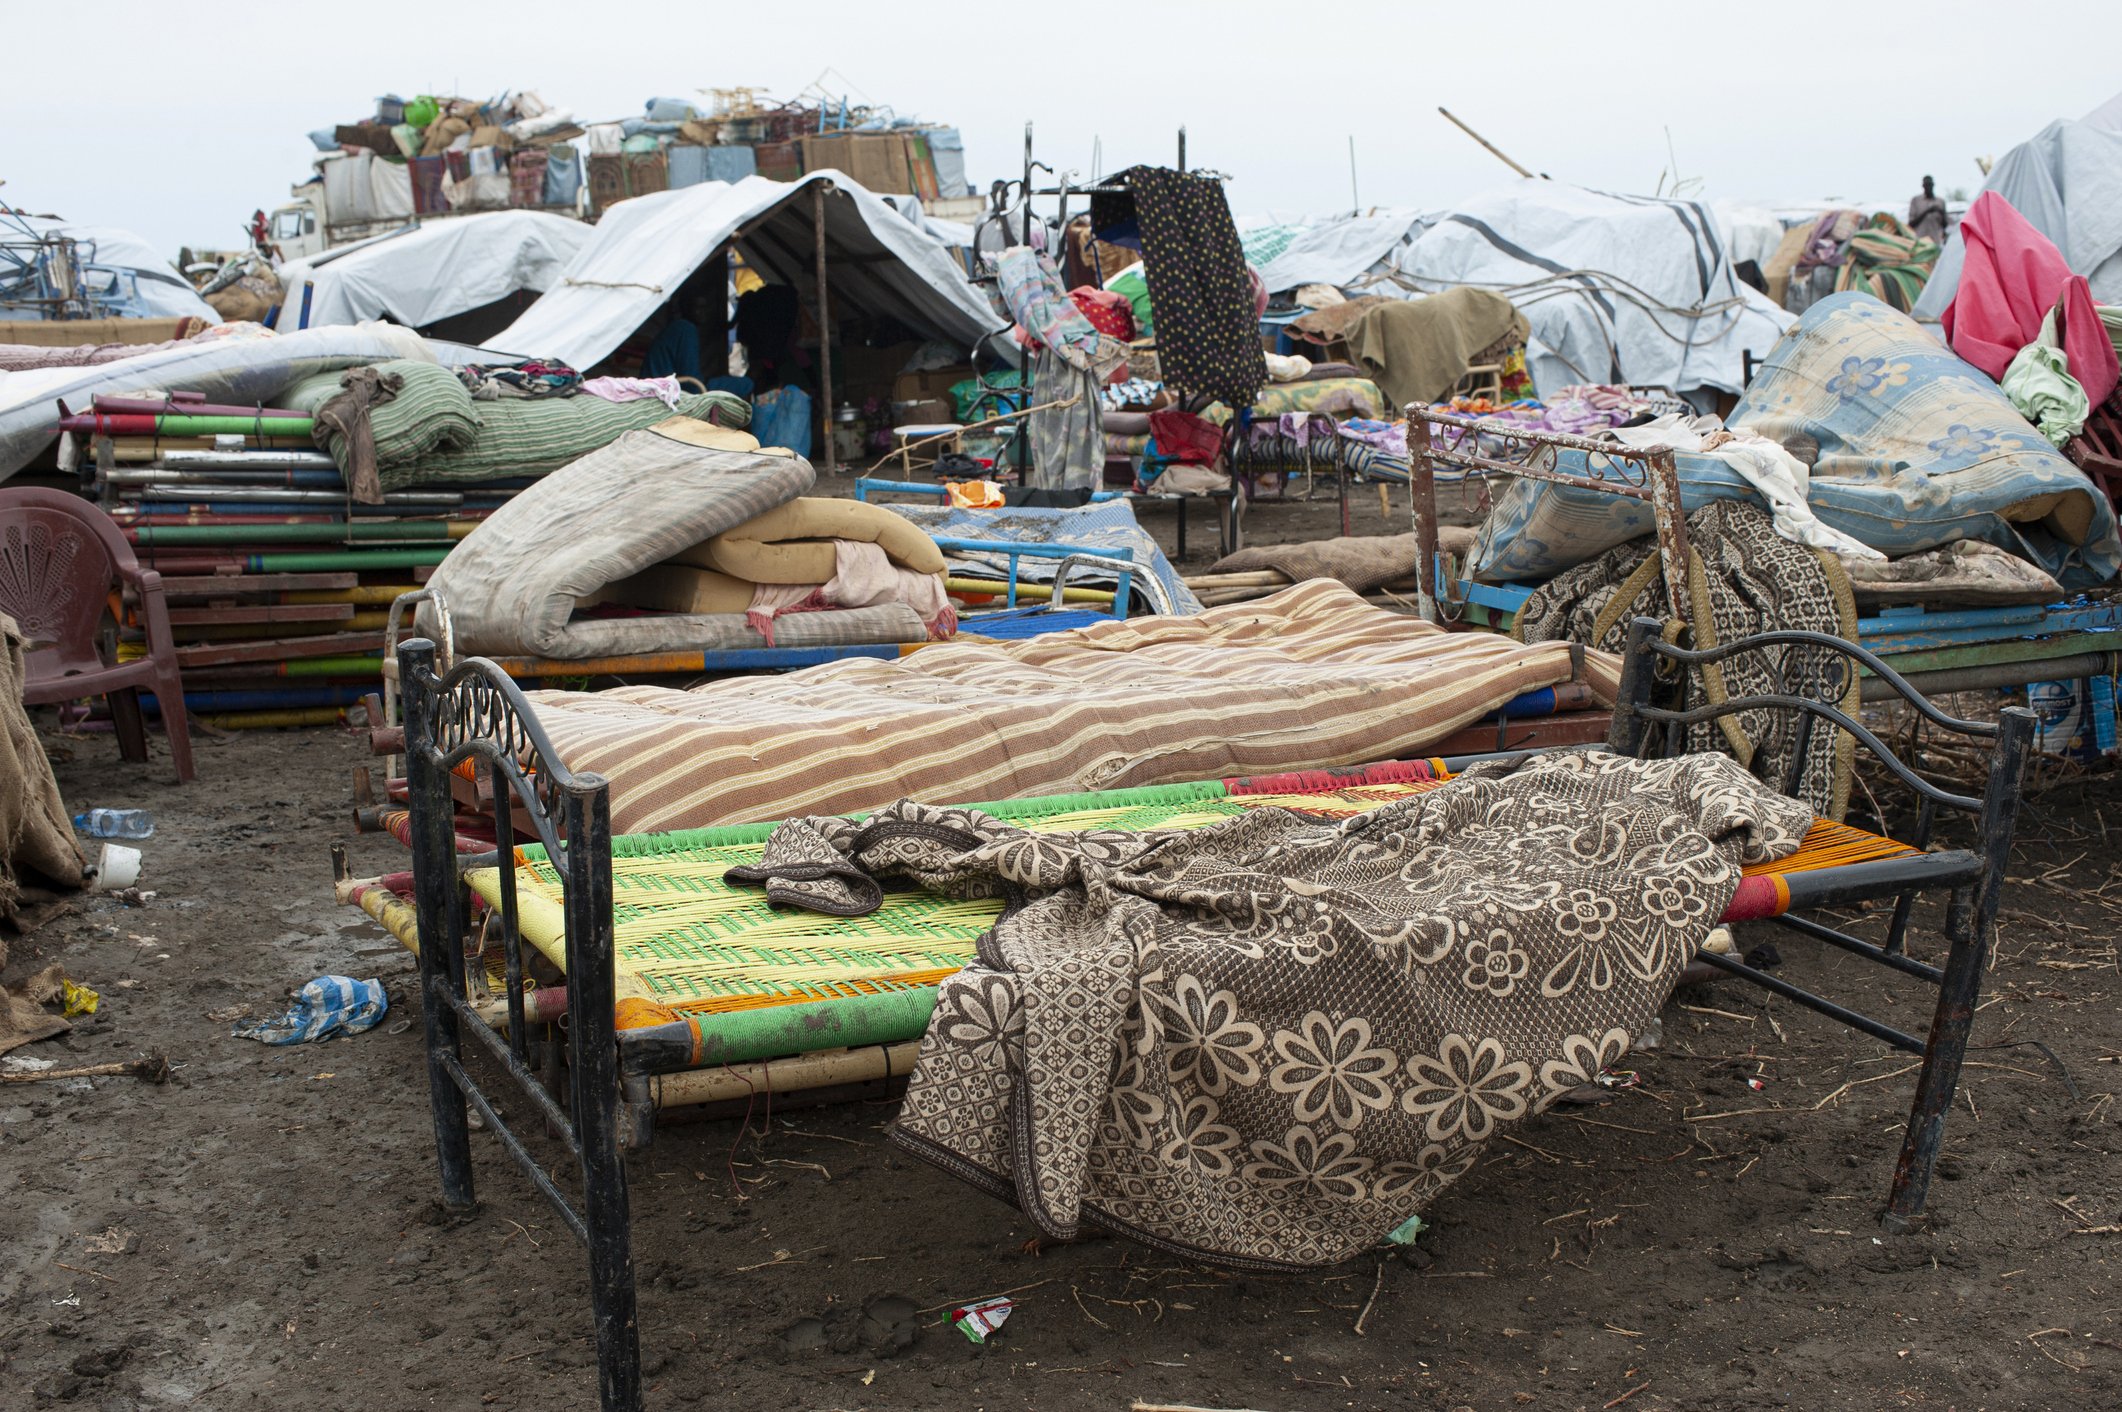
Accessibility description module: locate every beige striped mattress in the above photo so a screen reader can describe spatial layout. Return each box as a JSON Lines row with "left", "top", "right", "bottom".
{"left": 529, "top": 580, "right": 1578, "bottom": 835}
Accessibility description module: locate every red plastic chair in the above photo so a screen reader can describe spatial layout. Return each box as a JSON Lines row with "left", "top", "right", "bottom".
{"left": 0, "top": 488, "right": 194, "bottom": 782}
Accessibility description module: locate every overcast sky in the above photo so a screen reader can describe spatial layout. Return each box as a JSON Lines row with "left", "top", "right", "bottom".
{"left": 8, "top": 1, "right": 2118, "bottom": 261}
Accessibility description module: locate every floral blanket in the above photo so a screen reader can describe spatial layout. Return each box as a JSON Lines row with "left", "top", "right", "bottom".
{"left": 726, "top": 750, "right": 1812, "bottom": 1269}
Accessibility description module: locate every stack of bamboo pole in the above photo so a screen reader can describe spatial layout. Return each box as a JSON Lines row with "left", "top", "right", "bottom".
{"left": 68, "top": 393, "right": 521, "bottom": 729}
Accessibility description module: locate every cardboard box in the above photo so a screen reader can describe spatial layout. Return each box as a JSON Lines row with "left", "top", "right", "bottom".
{"left": 0, "top": 317, "right": 199, "bottom": 348}
{"left": 892, "top": 398, "right": 956, "bottom": 427}
{"left": 893, "top": 366, "right": 975, "bottom": 408}
{"left": 799, "top": 132, "right": 917, "bottom": 195}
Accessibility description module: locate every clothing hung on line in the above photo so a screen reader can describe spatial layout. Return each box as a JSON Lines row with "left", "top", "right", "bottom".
{"left": 1093, "top": 167, "right": 1267, "bottom": 409}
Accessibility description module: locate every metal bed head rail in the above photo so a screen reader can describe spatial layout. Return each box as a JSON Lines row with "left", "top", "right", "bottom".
{"left": 1408, "top": 407, "right": 1691, "bottom": 631}
{"left": 397, "top": 637, "right": 642, "bottom": 1411}
{"left": 1606, "top": 614, "right": 2037, "bottom": 1227}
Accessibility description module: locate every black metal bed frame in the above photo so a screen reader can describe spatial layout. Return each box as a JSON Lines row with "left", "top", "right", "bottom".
{"left": 396, "top": 640, "right": 640, "bottom": 1410}
{"left": 1608, "top": 615, "right": 2034, "bottom": 1229}
{"left": 389, "top": 614, "right": 2034, "bottom": 1411}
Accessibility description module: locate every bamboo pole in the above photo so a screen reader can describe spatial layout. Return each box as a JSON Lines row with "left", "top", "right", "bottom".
{"left": 1437, "top": 107, "right": 1534, "bottom": 179}
{"left": 649, "top": 1041, "right": 920, "bottom": 1108}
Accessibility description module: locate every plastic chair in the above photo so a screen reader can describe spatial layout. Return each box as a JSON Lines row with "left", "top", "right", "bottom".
{"left": 0, "top": 488, "right": 194, "bottom": 782}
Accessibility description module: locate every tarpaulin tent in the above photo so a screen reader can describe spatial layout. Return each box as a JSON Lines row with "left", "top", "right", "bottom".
{"left": 273, "top": 210, "right": 592, "bottom": 338}
{"left": 491, "top": 172, "right": 1006, "bottom": 370}
{"left": 2, "top": 217, "right": 216, "bottom": 323}
{"left": 1250, "top": 209, "right": 1422, "bottom": 294}
{"left": 1911, "top": 112, "right": 2122, "bottom": 319}
{"left": 0, "top": 323, "right": 435, "bottom": 479}
{"left": 1385, "top": 181, "right": 1793, "bottom": 400}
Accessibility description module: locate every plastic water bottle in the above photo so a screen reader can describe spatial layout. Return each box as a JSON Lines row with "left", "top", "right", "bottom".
{"left": 73, "top": 809, "right": 155, "bottom": 840}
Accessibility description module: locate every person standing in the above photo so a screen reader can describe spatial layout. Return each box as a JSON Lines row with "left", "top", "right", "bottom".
{"left": 1909, "top": 176, "right": 1948, "bottom": 243}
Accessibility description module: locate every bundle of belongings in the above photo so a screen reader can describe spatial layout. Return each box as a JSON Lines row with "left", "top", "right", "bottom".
{"left": 281, "top": 359, "right": 750, "bottom": 501}
{"left": 1763, "top": 210, "right": 1942, "bottom": 315}
{"left": 1935, "top": 192, "right": 2120, "bottom": 450}
{"left": 728, "top": 746, "right": 1815, "bottom": 1267}
{"left": 419, "top": 416, "right": 953, "bottom": 659}
{"left": 1469, "top": 291, "right": 2122, "bottom": 593}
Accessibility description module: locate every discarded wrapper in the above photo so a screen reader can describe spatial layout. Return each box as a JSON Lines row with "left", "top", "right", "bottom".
{"left": 949, "top": 1295, "right": 1014, "bottom": 1344}
{"left": 232, "top": 975, "right": 388, "bottom": 1045}
{"left": 61, "top": 979, "right": 99, "bottom": 1018}
{"left": 1383, "top": 1213, "right": 1427, "bottom": 1247}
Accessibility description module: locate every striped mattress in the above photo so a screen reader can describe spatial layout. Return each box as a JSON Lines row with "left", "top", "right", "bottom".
{"left": 527, "top": 580, "right": 1579, "bottom": 834}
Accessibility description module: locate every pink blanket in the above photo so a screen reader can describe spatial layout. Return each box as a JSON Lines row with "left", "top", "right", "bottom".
{"left": 746, "top": 541, "right": 956, "bottom": 645}
{"left": 1942, "top": 191, "right": 2118, "bottom": 406}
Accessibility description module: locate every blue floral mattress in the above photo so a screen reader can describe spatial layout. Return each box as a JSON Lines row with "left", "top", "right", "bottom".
{"left": 1468, "top": 292, "right": 2122, "bottom": 589}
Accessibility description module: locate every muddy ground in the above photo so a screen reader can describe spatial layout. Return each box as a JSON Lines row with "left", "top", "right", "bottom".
{"left": 5, "top": 480, "right": 2121, "bottom": 1411}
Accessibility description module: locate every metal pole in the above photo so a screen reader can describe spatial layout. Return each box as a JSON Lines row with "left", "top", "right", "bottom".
{"left": 812, "top": 181, "right": 836, "bottom": 476}
{"left": 1408, "top": 416, "right": 1441, "bottom": 623}
{"left": 1883, "top": 706, "right": 2034, "bottom": 1231}
{"left": 399, "top": 638, "right": 474, "bottom": 1213}
{"left": 1177, "top": 126, "right": 1187, "bottom": 173}
{"left": 564, "top": 774, "right": 643, "bottom": 1412}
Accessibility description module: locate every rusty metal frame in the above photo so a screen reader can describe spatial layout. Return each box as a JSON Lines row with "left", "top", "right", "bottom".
{"left": 1409, "top": 408, "right": 1691, "bottom": 632}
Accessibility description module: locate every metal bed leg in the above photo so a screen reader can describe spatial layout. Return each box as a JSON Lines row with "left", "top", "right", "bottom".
{"left": 1882, "top": 708, "right": 2033, "bottom": 1230}
{"left": 403, "top": 640, "right": 475, "bottom": 1212}
{"left": 563, "top": 779, "right": 642, "bottom": 1412}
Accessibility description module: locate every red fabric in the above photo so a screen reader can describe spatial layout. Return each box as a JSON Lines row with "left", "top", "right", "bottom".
{"left": 1068, "top": 286, "right": 1135, "bottom": 341}
{"left": 1942, "top": 192, "right": 2119, "bottom": 407}
{"left": 1148, "top": 408, "right": 1225, "bottom": 463}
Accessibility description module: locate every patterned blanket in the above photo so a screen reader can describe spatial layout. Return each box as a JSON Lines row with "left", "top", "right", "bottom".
{"left": 727, "top": 749, "right": 1813, "bottom": 1269}
{"left": 1514, "top": 500, "right": 1857, "bottom": 819}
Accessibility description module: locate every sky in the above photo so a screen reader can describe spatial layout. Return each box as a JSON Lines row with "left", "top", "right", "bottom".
{"left": 7, "top": 0, "right": 2119, "bottom": 263}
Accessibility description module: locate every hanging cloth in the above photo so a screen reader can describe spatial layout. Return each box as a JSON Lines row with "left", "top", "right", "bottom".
{"left": 1097, "top": 167, "right": 1267, "bottom": 408}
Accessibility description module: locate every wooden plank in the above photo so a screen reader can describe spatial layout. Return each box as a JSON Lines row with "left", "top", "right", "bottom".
{"left": 167, "top": 603, "right": 352, "bottom": 626}
{"left": 175, "top": 632, "right": 386, "bottom": 669}
{"left": 161, "top": 572, "right": 361, "bottom": 597}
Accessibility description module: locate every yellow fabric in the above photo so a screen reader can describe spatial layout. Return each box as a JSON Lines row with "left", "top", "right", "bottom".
{"left": 648, "top": 417, "right": 767, "bottom": 454}
{"left": 692, "top": 496, "right": 947, "bottom": 582}
{"left": 598, "top": 564, "right": 757, "bottom": 615}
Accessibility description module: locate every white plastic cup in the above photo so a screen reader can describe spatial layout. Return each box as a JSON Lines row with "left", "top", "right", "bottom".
{"left": 93, "top": 843, "right": 142, "bottom": 891}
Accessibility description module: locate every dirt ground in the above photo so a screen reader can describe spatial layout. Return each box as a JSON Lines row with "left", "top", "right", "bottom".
{"left": 5, "top": 483, "right": 2122, "bottom": 1411}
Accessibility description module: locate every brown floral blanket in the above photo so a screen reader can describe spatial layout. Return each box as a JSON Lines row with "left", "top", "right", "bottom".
{"left": 726, "top": 750, "right": 1813, "bottom": 1269}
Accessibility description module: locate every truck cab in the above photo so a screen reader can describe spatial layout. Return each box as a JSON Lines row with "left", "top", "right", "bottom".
{"left": 266, "top": 197, "right": 325, "bottom": 261}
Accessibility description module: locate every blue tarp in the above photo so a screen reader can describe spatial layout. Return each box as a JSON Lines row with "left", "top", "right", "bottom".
{"left": 885, "top": 500, "right": 1202, "bottom": 614}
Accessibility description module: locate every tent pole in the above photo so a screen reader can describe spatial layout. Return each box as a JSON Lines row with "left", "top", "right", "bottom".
{"left": 813, "top": 181, "right": 837, "bottom": 476}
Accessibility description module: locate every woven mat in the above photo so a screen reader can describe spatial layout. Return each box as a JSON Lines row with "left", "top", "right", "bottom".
{"left": 464, "top": 769, "right": 1911, "bottom": 1017}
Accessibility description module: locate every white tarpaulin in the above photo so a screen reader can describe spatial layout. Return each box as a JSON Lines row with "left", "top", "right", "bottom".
{"left": 1251, "top": 209, "right": 1421, "bottom": 293}
{"left": 1384, "top": 181, "right": 1794, "bottom": 398}
{"left": 0, "top": 323, "right": 432, "bottom": 479}
{"left": 1911, "top": 117, "right": 2122, "bottom": 319}
{"left": 273, "top": 211, "right": 592, "bottom": 331}
{"left": 317, "top": 153, "right": 415, "bottom": 227}
{"left": 493, "top": 172, "right": 1007, "bottom": 368}
{"left": 5, "top": 217, "right": 216, "bottom": 323}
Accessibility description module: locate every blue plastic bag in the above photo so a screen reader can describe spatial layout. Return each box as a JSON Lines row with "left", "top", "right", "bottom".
{"left": 752, "top": 386, "right": 813, "bottom": 459}
{"left": 234, "top": 976, "right": 388, "bottom": 1045}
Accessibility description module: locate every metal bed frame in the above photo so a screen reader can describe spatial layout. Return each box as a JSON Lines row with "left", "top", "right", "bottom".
{"left": 1408, "top": 407, "right": 2122, "bottom": 705}
{"left": 380, "top": 614, "right": 2033, "bottom": 1411}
